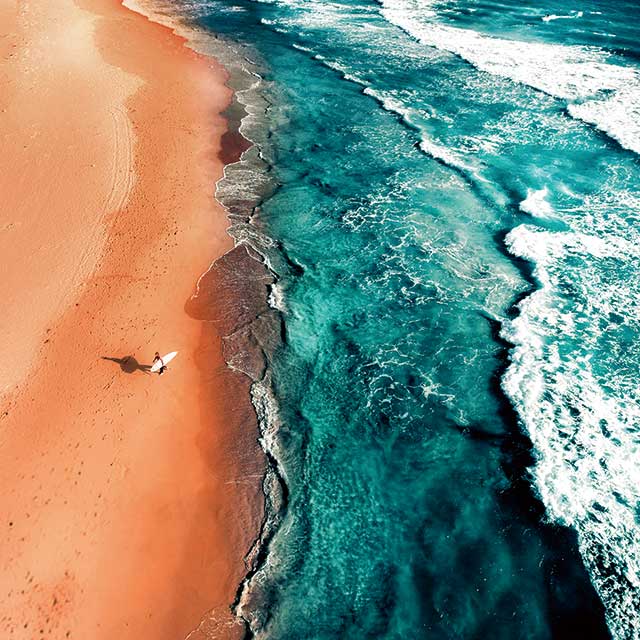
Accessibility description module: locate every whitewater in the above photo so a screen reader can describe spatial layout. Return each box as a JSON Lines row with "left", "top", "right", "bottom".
{"left": 379, "top": 0, "right": 640, "bottom": 155}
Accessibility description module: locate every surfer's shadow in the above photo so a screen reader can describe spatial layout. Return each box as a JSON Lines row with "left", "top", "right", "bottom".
{"left": 101, "top": 355, "right": 152, "bottom": 374}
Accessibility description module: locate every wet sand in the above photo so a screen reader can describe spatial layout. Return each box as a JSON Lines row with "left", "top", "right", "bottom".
{"left": 0, "top": 0, "right": 264, "bottom": 638}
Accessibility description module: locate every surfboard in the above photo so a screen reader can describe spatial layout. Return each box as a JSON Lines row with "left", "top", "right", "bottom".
{"left": 150, "top": 351, "right": 178, "bottom": 373}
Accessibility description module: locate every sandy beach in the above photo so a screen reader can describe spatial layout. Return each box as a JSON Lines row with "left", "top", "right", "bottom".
{"left": 0, "top": 1, "right": 264, "bottom": 638}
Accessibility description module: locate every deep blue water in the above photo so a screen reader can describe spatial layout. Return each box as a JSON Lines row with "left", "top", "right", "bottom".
{"left": 150, "top": 0, "right": 640, "bottom": 637}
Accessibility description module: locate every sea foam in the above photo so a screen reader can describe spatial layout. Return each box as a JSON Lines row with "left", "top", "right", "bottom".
{"left": 542, "top": 11, "right": 584, "bottom": 22}
{"left": 519, "top": 187, "right": 554, "bottom": 218}
{"left": 503, "top": 223, "right": 640, "bottom": 639}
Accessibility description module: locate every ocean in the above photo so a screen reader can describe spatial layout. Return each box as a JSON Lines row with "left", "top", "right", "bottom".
{"left": 137, "top": 0, "right": 640, "bottom": 637}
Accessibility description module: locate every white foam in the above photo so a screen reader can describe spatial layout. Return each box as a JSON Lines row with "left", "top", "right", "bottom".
{"left": 418, "top": 137, "right": 476, "bottom": 173}
{"left": 503, "top": 223, "right": 640, "bottom": 639}
{"left": 321, "top": 58, "right": 366, "bottom": 84}
{"left": 361, "top": 86, "right": 480, "bottom": 175}
{"left": 268, "top": 282, "right": 286, "bottom": 312}
{"left": 519, "top": 187, "right": 554, "bottom": 218}
{"left": 379, "top": 0, "right": 640, "bottom": 155}
{"left": 542, "top": 11, "right": 584, "bottom": 22}
{"left": 568, "top": 83, "right": 640, "bottom": 158}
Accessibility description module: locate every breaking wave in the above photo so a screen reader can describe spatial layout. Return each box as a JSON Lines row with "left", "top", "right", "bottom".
{"left": 503, "top": 222, "right": 640, "bottom": 639}
{"left": 379, "top": 0, "right": 640, "bottom": 155}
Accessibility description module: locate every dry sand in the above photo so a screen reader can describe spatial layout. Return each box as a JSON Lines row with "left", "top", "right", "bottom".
{"left": 0, "top": 0, "right": 264, "bottom": 638}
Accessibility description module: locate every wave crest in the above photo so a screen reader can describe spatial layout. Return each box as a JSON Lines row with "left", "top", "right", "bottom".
{"left": 503, "top": 223, "right": 640, "bottom": 639}
{"left": 379, "top": 0, "right": 640, "bottom": 156}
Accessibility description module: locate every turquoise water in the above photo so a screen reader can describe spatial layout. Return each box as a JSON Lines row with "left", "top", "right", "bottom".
{"left": 167, "top": 0, "right": 640, "bottom": 637}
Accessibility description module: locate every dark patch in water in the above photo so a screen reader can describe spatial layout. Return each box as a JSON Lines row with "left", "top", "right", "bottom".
{"left": 186, "top": 243, "right": 281, "bottom": 382}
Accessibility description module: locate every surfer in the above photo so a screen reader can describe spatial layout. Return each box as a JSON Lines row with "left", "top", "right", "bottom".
{"left": 152, "top": 351, "right": 167, "bottom": 376}
{"left": 151, "top": 350, "right": 177, "bottom": 375}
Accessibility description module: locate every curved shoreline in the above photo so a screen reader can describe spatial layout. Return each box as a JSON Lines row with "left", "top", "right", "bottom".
{"left": 0, "top": 1, "right": 265, "bottom": 638}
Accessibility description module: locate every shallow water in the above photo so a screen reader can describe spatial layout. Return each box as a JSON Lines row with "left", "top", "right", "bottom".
{"left": 162, "top": 0, "right": 640, "bottom": 637}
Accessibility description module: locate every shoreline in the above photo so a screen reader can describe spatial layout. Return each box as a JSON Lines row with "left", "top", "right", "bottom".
{"left": 0, "top": 1, "right": 265, "bottom": 638}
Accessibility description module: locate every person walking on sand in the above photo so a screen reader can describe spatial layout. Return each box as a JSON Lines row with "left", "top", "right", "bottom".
{"left": 152, "top": 351, "right": 167, "bottom": 376}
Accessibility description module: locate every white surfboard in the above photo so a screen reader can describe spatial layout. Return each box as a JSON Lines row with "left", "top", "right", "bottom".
{"left": 150, "top": 351, "right": 178, "bottom": 373}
